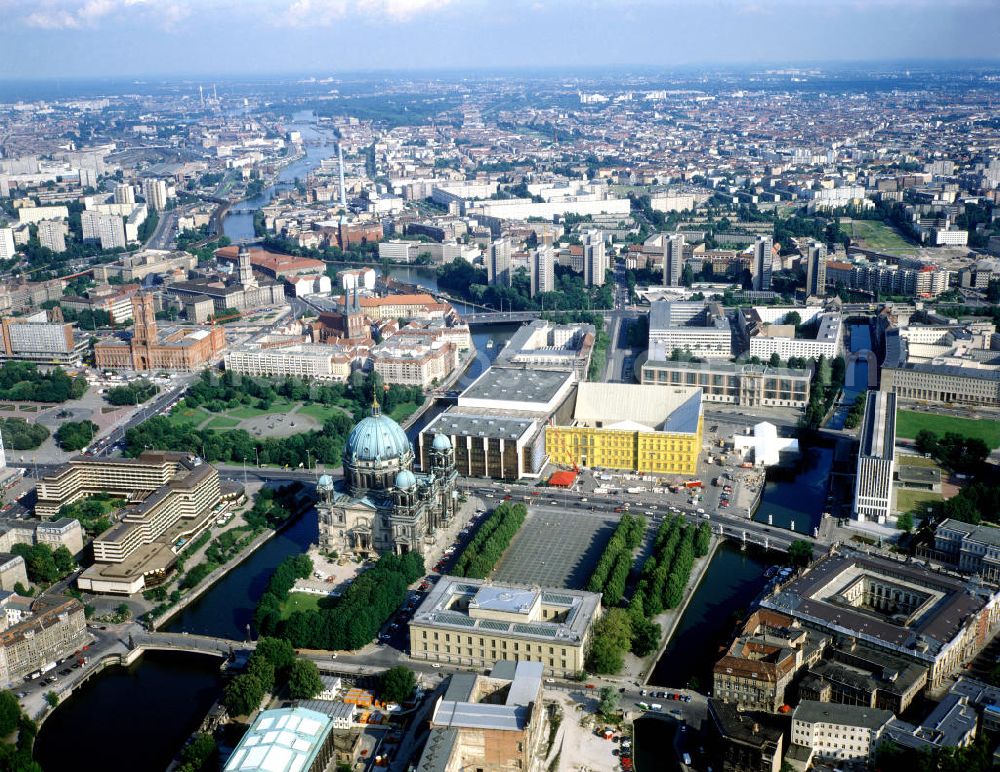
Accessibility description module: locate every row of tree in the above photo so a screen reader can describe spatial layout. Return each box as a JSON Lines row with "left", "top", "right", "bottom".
{"left": 800, "top": 354, "right": 846, "bottom": 430}
{"left": 256, "top": 552, "right": 425, "bottom": 652}
{"left": 586, "top": 514, "right": 646, "bottom": 606}
{"left": 451, "top": 502, "right": 527, "bottom": 579}
{"left": 0, "top": 362, "right": 87, "bottom": 403}
{"left": 0, "top": 418, "right": 49, "bottom": 451}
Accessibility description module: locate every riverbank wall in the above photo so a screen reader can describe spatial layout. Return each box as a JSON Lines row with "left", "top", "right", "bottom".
{"left": 642, "top": 535, "right": 721, "bottom": 685}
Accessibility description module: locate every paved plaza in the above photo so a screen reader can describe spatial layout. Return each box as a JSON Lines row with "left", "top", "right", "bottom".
{"left": 491, "top": 506, "right": 617, "bottom": 590}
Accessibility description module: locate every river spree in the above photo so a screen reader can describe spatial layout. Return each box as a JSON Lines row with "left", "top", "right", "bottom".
{"left": 223, "top": 112, "right": 337, "bottom": 242}
{"left": 650, "top": 543, "right": 770, "bottom": 689}
{"left": 165, "top": 512, "right": 317, "bottom": 640}
{"left": 35, "top": 651, "right": 222, "bottom": 772}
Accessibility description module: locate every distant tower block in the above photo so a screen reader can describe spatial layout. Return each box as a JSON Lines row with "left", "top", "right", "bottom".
{"left": 0, "top": 427, "right": 6, "bottom": 470}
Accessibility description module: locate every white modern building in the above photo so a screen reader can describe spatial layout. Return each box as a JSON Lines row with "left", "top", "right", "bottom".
{"left": 583, "top": 231, "right": 607, "bottom": 286}
{"left": 648, "top": 300, "right": 733, "bottom": 360}
{"left": 853, "top": 391, "right": 897, "bottom": 523}
{"left": 530, "top": 245, "right": 554, "bottom": 296}
{"left": 742, "top": 306, "right": 843, "bottom": 361}
{"left": 752, "top": 236, "right": 773, "bottom": 291}
{"left": 37, "top": 220, "right": 69, "bottom": 253}
{"left": 0, "top": 228, "right": 14, "bottom": 261}
{"left": 142, "top": 178, "right": 168, "bottom": 211}
{"left": 488, "top": 237, "right": 513, "bottom": 287}
{"left": 224, "top": 344, "right": 354, "bottom": 380}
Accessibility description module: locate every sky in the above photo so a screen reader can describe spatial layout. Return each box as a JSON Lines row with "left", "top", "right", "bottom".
{"left": 0, "top": 0, "right": 998, "bottom": 80}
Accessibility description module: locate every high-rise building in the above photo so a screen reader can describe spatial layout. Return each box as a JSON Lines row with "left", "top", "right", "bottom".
{"left": 753, "top": 236, "right": 773, "bottom": 291}
{"left": 805, "top": 241, "right": 827, "bottom": 297}
{"left": 37, "top": 220, "right": 68, "bottom": 253}
{"left": 81, "top": 210, "right": 100, "bottom": 242}
{"left": 853, "top": 391, "right": 896, "bottom": 524}
{"left": 583, "top": 231, "right": 607, "bottom": 287}
{"left": 530, "top": 246, "right": 554, "bottom": 296}
{"left": 487, "top": 237, "right": 512, "bottom": 287}
{"left": 0, "top": 228, "right": 14, "bottom": 261}
{"left": 113, "top": 183, "right": 135, "bottom": 205}
{"left": 142, "top": 178, "right": 168, "bottom": 211}
{"left": 663, "top": 233, "right": 685, "bottom": 286}
{"left": 98, "top": 214, "right": 126, "bottom": 250}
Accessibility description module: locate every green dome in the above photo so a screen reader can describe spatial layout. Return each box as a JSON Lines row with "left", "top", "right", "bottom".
{"left": 344, "top": 412, "right": 411, "bottom": 464}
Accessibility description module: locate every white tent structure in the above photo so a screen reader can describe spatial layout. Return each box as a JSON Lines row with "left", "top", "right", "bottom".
{"left": 733, "top": 421, "right": 799, "bottom": 467}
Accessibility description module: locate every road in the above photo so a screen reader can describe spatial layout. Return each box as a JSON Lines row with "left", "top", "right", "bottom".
{"left": 145, "top": 208, "right": 180, "bottom": 250}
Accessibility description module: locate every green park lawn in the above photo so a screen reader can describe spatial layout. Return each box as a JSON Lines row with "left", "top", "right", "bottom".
{"left": 388, "top": 401, "right": 422, "bottom": 423}
{"left": 227, "top": 398, "right": 296, "bottom": 419}
{"left": 297, "top": 403, "right": 351, "bottom": 423}
{"left": 848, "top": 220, "right": 916, "bottom": 253}
{"left": 279, "top": 591, "right": 322, "bottom": 619}
{"left": 896, "top": 410, "right": 1000, "bottom": 449}
{"left": 895, "top": 487, "right": 943, "bottom": 515}
{"left": 165, "top": 406, "right": 209, "bottom": 429}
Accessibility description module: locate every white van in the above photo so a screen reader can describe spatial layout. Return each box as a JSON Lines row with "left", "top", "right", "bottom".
{"left": 651, "top": 703, "right": 662, "bottom": 711}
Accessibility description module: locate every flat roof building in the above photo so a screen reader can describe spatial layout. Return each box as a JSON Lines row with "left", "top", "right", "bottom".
{"left": 641, "top": 359, "right": 811, "bottom": 409}
{"left": 409, "top": 577, "right": 601, "bottom": 677}
{"left": 417, "top": 660, "right": 547, "bottom": 772}
{"left": 880, "top": 362, "right": 1000, "bottom": 406}
{"left": 853, "top": 391, "right": 897, "bottom": 523}
{"left": 761, "top": 549, "right": 1000, "bottom": 689}
{"left": 493, "top": 319, "right": 595, "bottom": 379}
{"left": 546, "top": 383, "right": 703, "bottom": 475}
{"left": 791, "top": 700, "right": 893, "bottom": 767}
{"left": 38, "top": 452, "right": 229, "bottom": 595}
{"left": 459, "top": 366, "right": 576, "bottom": 415}
{"left": 648, "top": 299, "right": 733, "bottom": 360}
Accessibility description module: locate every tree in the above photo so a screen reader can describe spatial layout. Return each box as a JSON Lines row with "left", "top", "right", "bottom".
{"left": 54, "top": 420, "right": 98, "bottom": 451}
{"left": 380, "top": 666, "right": 417, "bottom": 704}
{"left": 787, "top": 540, "right": 813, "bottom": 568}
{"left": 52, "top": 546, "right": 75, "bottom": 574}
{"left": 768, "top": 352, "right": 782, "bottom": 368}
{"left": 177, "top": 733, "right": 217, "bottom": 772}
{"left": 44, "top": 692, "right": 59, "bottom": 708}
{"left": 0, "top": 691, "right": 21, "bottom": 736}
{"left": 287, "top": 659, "right": 324, "bottom": 700}
{"left": 897, "top": 512, "right": 914, "bottom": 533}
{"left": 255, "top": 637, "right": 296, "bottom": 673}
{"left": 223, "top": 673, "right": 264, "bottom": 717}
{"left": 914, "top": 429, "right": 939, "bottom": 456}
{"left": 597, "top": 686, "right": 618, "bottom": 718}
{"left": 784, "top": 310, "right": 802, "bottom": 328}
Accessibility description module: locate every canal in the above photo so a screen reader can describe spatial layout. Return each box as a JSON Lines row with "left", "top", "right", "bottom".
{"left": 35, "top": 651, "right": 223, "bottom": 772}
{"left": 649, "top": 542, "right": 770, "bottom": 690}
{"left": 752, "top": 444, "right": 833, "bottom": 535}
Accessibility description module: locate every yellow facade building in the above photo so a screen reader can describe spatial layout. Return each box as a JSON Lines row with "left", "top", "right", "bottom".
{"left": 545, "top": 383, "right": 703, "bottom": 475}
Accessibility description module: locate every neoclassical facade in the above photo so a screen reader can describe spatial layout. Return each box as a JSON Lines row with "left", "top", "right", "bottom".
{"left": 317, "top": 405, "right": 457, "bottom": 557}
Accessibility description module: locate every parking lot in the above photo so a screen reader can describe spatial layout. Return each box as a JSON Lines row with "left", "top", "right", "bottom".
{"left": 491, "top": 507, "right": 617, "bottom": 590}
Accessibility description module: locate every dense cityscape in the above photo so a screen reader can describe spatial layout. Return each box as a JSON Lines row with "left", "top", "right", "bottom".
{"left": 0, "top": 4, "right": 1000, "bottom": 772}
